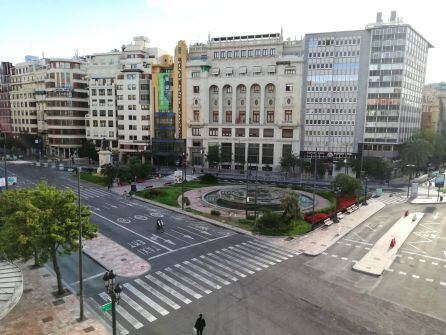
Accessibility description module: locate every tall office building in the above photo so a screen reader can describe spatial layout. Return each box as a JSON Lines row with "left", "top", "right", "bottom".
{"left": 303, "top": 11, "right": 432, "bottom": 161}
{"left": 10, "top": 58, "right": 88, "bottom": 158}
{"left": 186, "top": 32, "right": 304, "bottom": 171}
{"left": 0, "top": 62, "right": 13, "bottom": 136}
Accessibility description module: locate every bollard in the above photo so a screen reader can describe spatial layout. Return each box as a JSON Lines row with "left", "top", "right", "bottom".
{"left": 404, "top": 210, "right": 409, "bottom": 217}
{"left": 390, "top": 237, "right": 396, "bottom": 248}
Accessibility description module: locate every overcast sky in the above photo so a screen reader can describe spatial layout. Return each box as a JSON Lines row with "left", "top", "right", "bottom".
{"left": 0, "top": 0, "right": 444, "bottom": 83}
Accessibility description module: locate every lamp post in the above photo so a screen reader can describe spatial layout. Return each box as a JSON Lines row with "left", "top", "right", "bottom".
{"left": 363, "top": 175, "right": 369, "bottom": 206}
{"left": 406, "top": 164, "right": 415, "bottom": 198}
{"left": 1, "top": 131, "right": 7, "bottom": 190}
{"left": 77, "top": 167, "right": 84, "bottom": 321}
{"left": 254, "top": 164, "right": 258, "bottom": 222}
{"left": 333, "top": 187, "right": 341, "bottom": 223}
{"left": 311, "top": 148, "right": 318, "bottom": 225}
{"left": 103, "top": 270, "right": 122, "bottom": 335}
{"left": 245, "top": 160, "right": 249, "bottom": 219}
{"left": 181, "top": 152, "right": 186, "bottom": 210}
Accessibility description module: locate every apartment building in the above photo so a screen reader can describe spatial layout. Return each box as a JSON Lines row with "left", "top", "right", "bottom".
{"left": 421, "top": 83, "right": 446, "bottom": 135}
{"left": 0, "top": 62, "right": 13, "bottom": 136}
{"left": 302, "top": 11, "right": 432, "bottom": 160}
{"left": 10, "top": 58, "right": 88, "bottom": 158}
{"left": 186, "top": 32, "right": 304, "bottom": 171}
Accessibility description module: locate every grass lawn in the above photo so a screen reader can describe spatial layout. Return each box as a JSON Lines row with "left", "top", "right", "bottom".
{"left": 238, "top": 218, "right": 311, "bottom": 236}
{"left": 137, "top": 180, "right": 217, "bottom": 207}
{"left": 78, "top": 172, "right": 109, "bottom": 187}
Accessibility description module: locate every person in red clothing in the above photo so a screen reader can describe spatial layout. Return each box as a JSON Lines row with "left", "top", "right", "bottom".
{"left": 194, "top": 314, "right": 206, "bottom": 335}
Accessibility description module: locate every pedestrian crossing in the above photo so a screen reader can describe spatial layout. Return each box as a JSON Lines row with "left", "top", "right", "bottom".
{"left": 372, "top": 193, "right": 407, "bottom": 205}
{"left": 90, "top": 240, "right": 300, "bottom": 334}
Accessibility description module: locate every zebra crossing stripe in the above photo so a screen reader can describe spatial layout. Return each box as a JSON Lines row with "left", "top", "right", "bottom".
{"left": 224, "top": 248, "right": 270, "bottom": 268}
{"left": 99, "top": 292, "right": 144, "bottom": 329}
{"left": 200, "top": 255, "right": 248, "bottom": 277}
{"left": 123, "top": 283, "right": 169, "bottom": 317}
{"left": 144, "top": 275, "right": 192, "bottom": 304}
{"left": 120, "top": 291, "right": 158, "bottom": 321}
{"left": 88, "top": 298, "right": 129, "bottom": 335}
{"left": 155, "top": 271, "right": 203, "bottom": 299}
{"left": 215, "top": 250, "right": 262, "bottom": 271}
{"left": 229, "top": 246, "right": 276, "bottom": 265}
{"left": 241, "top": 242, "right": 288, "bottom": 260}
{"left": 173, "top": 264, "right": 222, "bottom": 289}
{"left": 236, "top": 244, "right": 282, "bottom": 263}
{"left": 183, "top": 261, "right": 231, "bottom": 285}
{"left": 165, "top": 267, "right": 212, "bottom": 294}
{"left": 134, "top": 279, "right": 181, "bottom": 310}
{"left": 248, "top": 240, "right": 297, "bottom": 257}
{"left": 192, "top": 258, "right": 238, "bottom": 282}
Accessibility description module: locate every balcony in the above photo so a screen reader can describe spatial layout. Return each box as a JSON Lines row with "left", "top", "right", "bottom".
{"left": 188, "top": 120, "right": 204, "bottom": 127}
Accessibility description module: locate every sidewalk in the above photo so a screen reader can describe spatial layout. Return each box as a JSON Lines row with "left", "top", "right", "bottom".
{"left": 353, "top": 212, "right": 424, "bottom": 276}
{"left": 0, "top": 262, "right": 107, "bottom": 335}
{"left": 411, "top": 196, "right": 446, "bottom": 204}
{"left": 266, "top": 201, "right": 385, "bottom": 255}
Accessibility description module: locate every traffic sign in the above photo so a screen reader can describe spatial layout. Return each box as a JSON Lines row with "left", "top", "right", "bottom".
{"left": 101, "top": 302, "right": 112, "bottom": 312}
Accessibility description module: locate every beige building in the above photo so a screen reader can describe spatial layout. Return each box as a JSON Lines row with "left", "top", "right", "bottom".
{"left": 421, "top": 83, "right": 446, "bottom": 135}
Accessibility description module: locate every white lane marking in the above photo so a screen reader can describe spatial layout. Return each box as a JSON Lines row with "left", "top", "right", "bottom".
{"left": 251, "top": 240, "right": 300, "bottom": 256}
{"left": 228, "top": 246, "right": 275, "bottom": 266}
{"left": 386, "top": 268, "right": 394, "bottom": 272}
{"left": 144, "top": 275, "right": 191, "bottom": 304}
{"left": 69, "top": 272, "right": 105, "bottom": 285}
{"left": 355, "top": 245, "right": 361, "bottom": 248}
{"left": 192, "top": 258, "right": 238, "bottom": 282}
{"left": 134, "top": 279, "right": 181, "bottom": 310}
{"left": 407, "top": 256, "right": 414, "bottom": 260}
{"left": 105, "top": 202, "right": 119, "bottom": 209}
{"left": 236, "top": 244, "right": 283, "bottom": 262}
{"left": 183, "top": 260, "right": 231, "bottom": 285}
{"left": 395, "top": 255, "right": 402, "bottom": 258}
{"left": 147, "top": 233, "right": 233, "bottom": 260}
{"left": 241, "top": 242, "right": 288, "bottom": 260}
{"left": 156, "top": 271, "right": 202, "bottom": 299}
{"left": 351, "top": 260, "right": 357, "bottom": 263}
{"left": 342, "top": 238, "right": 373, "bottom": 246}
{"left": 331, "top": 254, "right": 338, "bottom": 258}
{"left": 186, "top": 225, "right": 212, "bottom": 236}
{"left": 401, "top": 250, "right": 446, "bottom": 263}
{"left": 120, "top": 291, "right": 158, "bottom": 321}
{"left": 432, "top": 262, "right": 438, "bottom": 266}
{"left": 364, "top": 247, "right": 371, "bottom": 250}
{"left": 88, "top": 298, "right": 129, "bottom": 335}
{"left": 419, "top": 259, "right": 426, "bottom": 263}
{"left": 214, "top": 250, "right": 261, "bottom": 272}
{"left": 398, "top": 271, "right": 407, "bottom": 275}
{"left": 221, "top": 248, "right": 267, "bottom": 269}
{"left": 173, "top": 263, "right": 223, "bottom": 289}
{"left": 247, "top": 240, "right": 295, "bottom": 257}
{"left": 440, "top": 282, "right": 446, "bottom": 286}
{"left": 345, "top": 243, "right": 352, "bottom": 246}
{"left": 412, "top": 274, "right": 420, "bottom": 279}
{"left": 123, "top": 283, "right": 169, "bottom": 317}
{"left": 174, "top": 226, "right": 210, "bottom": 239}
{"left": 426, "top": 278, "right": 434, "bottom": 282}
{"left": 99, "top": 292, "right": 143, "bottom": 329}
{"left": 200, "top": 255, "right": 248, "bottom": 277}
{"left": 341, "top": 257, "right": 349, "bottom": 261}
{"left": 170, "top": 229, "right": 195, "bottom": 241}
{"left": 322, "top": 252, "right": 328, "bottom": 255}
{"left": 92, "top": 212, "right": 173, "bottom": 251}
{"left": 165, "top": 267, "right": 213, "bottom": 294}
{"left": 117, "top": 218, "right": 131, "bottom": 224}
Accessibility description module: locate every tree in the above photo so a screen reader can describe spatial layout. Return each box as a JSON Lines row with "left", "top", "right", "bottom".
{"left": 128, "top": 156, "right": 153, "bottom": 180}
{"left": 399, "top": 138, "right": 433, "bottom": 172}
{"left": 281, "top": 192, "right": 302, "bottom": 222}
{"left": 101, "top": 163, "right": 117, "bottom": 186}
{"left": 280, "top": 154, "right": 299, "bottom": 174}
{"left": 0, "top": 182, "right": 97, "bottom": 295}
{"left": 78, "top": 140, "right": 98, "bottom": 163}
{"left": 206, "top": 145, "right": 221, "bottom": 168}
{"left": 332, "top": 173, "right": 362, "bottom": 197}
{"left": 350, "top": 157, "right": 393, "bottom": 180}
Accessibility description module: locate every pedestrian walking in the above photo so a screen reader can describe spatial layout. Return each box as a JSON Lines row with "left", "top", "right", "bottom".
{"left": 193, "top": 167, "right": 196, "bottom": 175}
{"left": 194, "top": 314, "right": 206, "bottom": 335}
{"left": 107, "top": 183, "right": 111, "bottom": 191}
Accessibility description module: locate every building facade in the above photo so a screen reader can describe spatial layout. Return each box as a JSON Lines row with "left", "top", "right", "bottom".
{"left": 186, "top": 33, "right": 304, "bottom": 171}
{"left": 302, "top": 11, "right": 432, "bottom": 161}
{"left": 10, "top": 58, "right": 88, "bottom": 158}
{"left": 421, "top": 82, "right": 446, "bottom": 135}
{"left": 0, "top": 62, "right": 13, "bottom": 136}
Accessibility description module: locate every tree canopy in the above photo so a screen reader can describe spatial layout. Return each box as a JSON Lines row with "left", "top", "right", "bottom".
{"left": 332, "top": 173, "right": 362, "bottom": 197}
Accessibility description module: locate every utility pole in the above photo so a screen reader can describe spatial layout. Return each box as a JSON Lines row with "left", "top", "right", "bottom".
{"left": 77, "top": 167, "right": 84, "bottom": 321}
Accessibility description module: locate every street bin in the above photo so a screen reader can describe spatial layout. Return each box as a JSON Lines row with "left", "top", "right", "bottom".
{"left": 441, "top": 196, "right": 443, "bottom": 202}
{"left": 131, "top": 183, "right": 137, "bottom": 193}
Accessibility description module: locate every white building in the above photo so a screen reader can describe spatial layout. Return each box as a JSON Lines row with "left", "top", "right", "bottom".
{"left": 186, "top": 32, "right": 304, "bottom": 172}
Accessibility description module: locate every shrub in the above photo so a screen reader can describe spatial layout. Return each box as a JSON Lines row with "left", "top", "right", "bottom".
{"left": 200, "top": 173, "right": 218, "bottom": 184}
{"left": 292, "top": 220, "right": 312, "bottom": 235}
{"left": 142, "top": 188, "right": 162, "bottom": 198}
{"left": 210, "top": 209, "right": 221, "bottom": 216}
{"left": 259, "top": 209, "right": 282, "bottom": 228}
{"left": 238, "top": 218, "right": 254, "bottom": 226}
{"left": 183, "top": 196, "right": 191, "bottom": 206}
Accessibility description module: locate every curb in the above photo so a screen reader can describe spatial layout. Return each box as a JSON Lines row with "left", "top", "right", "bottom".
{"left": 0, "top": 262, "right": 23, "bottom": 321}
{"left": 133, "top": 195, "right": 254, "bottom": 237}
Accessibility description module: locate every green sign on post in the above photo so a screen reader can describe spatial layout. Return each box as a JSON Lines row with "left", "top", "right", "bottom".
{"left": 101, "top": 302, "right": 112, "bottom": 312}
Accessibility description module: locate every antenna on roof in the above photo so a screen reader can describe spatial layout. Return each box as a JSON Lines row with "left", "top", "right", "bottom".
{"left": 208, "top": 31, "right": 210, "bottom": 43}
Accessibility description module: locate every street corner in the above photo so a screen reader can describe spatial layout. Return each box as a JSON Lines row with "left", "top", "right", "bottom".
{"left": 83, "top": 233, "right": 152, "bottom": 278}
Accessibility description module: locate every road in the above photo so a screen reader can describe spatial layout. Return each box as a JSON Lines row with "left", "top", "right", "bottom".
{"left": 3, "top": 162, "right": 446, "bottom": 334}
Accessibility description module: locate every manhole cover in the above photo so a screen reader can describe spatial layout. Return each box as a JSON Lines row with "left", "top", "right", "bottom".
{"left": 121, "top": 258, "right": 127, "bottom": 262}
{"left": 52, "top": 299, "right": 65, "bottom": 306}
{"left": 42, "top": 316, "right": 54, "bottom": 323}
{"left": 83, "top": 326, "right": 95, "bottom": 333}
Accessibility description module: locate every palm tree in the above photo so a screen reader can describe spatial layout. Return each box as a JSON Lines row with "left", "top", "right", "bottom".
{"left": 281, "top": 192, "right": 302, "bottom": 223}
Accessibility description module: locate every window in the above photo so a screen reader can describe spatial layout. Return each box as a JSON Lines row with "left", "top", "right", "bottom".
{"left": 263, "top": 129, "right": 274, "bottom": 137}
{"left": 234, "top": 50, "right": 239, "bottom": 58}
{"left": 236, "top": 128, "right": 245, "bottom": 137}
{"left": 267, "top": 111, "right": 274, "bottom": 123}
{"left": 241, "top": 50, "right": 247, "bottom": 57}
{"left": 140, "top": 94, "right": 149, "bottom": 100}
{"left": 126, "top": 74, "right": 136, "bottom": 80}
{"left": 128, "top": 95, "right": 136, "bottom": 100}
{"left": 225, "top": 86, "right": 232, "bottom": 93}
{"left": 140, "top": 84, "right": 149, "bottom": 90}
{"left": 262, "top": 49, "right": 268, "bottom": 56}
{"left": 193, "top": 110, "right": 200, "bottom": 121}
{"left": 108, "top": 121, "right": 113, "bottom": 127}
{"left": 225, "top": 111, "right": 232, "bottom": 123}
{"left": 127, "top": 84, "right": 136, "bottom": 90}
{"left": 253, "top": 85, "right": 260, "bottom": 93}
{"left": 227, "top": 51, "right": 233, "bottom": 58}
{"left": 285, "top": 67, "right": 296, "bottom": 75}
{"left": 100, "top": 110, "right": 106, "bottom": 117}
{"left": 282, "top": 129, "right": 293, "bottom": 138}
{"left": 255, "top": 49, "right": 261, "bottom": 56}
{"left": 192, "top": 71, "right": 199, "bottom": 78}
{"left": 252, "top": 111, "right": 260, "bottom": 123}
{"left": 209, "top": 128, "right": 218, "bottom": 136}
{"left": 99, "top": 89, "right": 105, "bottom": 96}
{"left": 248, "top": 144, "right": 259, "bottom": 163}
{"left": 270, "top": 48, "right": 275, "bottom": 56}
{"left": 248, "top": 50, "right": 253, "bottom": 57}
{"left": 92, "top": 110, "right": 98, "bottom": 116}
{"left": 285, "top": 83, "right": 293, "bottom": 92}
{"left": 262, "top": 144, "right": 274, "bottom": 165}
{"left": 222, "top": 128, "right": 231, "bottom": 136}
{"left": 214, "top": 51, "right": 219, "bottom": 59}
{"left": 91, "top": 89, "right": 97, "bottom": 95}
{"left": 93, "top": 120, "right": 98, "bottom": 127}
{"left": 249, "top": 128, "right": 259, "bottom": 137}
{"left": 237, "top": 111, "right": 246, "bottom": 123}
{"left": 193, "top": 86, "right": 200, "bottom": 93}
{"left": 128, "top": 125, "right": 137, "bottom": 130}
{"left": 192, "top": 128, "right": 201, "bottom": 136}
{"left": 128, "top": 115, "right": 137, "bottom": 120}
{"left": 220, "top": 51, "right": 226, "bottom": 58}
{"left": 284, "top": 110, "right": 292, "bottom": 122}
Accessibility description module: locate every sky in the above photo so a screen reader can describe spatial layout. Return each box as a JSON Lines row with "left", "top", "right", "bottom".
{"left": 0, "top": 0, "right": 444, "bottom": 83}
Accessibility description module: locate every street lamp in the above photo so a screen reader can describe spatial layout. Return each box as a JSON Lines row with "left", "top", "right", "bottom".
{"left": 181, "top": 152, "right": 187, "bottom": 210}
{"left": 333, "top": 187, "right": 341, "bottom": 223}
{"left": 1, "top": 131, "right": 7, "bottom": 190}
{"left": 103, "top": 270, "right": 122, "bottom": 335}
{"left": 363, "top": 175, "right": 369, "bottom": 206}
{"left": 76, "top": 167, "right": 84, "bottom": 321}
{"left": 406, "top": 164, "right": 415, "bottom": 198}
{"left": 311, "top": 148, "right": 318, "bottom": 226}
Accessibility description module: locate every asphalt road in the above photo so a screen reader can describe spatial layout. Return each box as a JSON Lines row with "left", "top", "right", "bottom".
{"left": 3, "top": 162, "right": 446, "bottom": 335}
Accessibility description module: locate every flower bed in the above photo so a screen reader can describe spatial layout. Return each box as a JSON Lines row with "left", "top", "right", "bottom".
{"left": 304, "top": 197, "right": 357, "bottom": 224}
{"left": 304, "top": 212, "right": 331, "bottom": 223}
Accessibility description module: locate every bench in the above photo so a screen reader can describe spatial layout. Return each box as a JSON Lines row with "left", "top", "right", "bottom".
{"left": 144, "top": 185, "right": 153, "bottom": 189}
{"left": 346, "top": 206, "right": 355, "bottom": 214}
{"left": 164, "top": 181, "right": 173, "bottom": 186}
{"left": 323, "top": 218, "right": 334, "bottom": 226}
{"left": 337, "top": 212, "right": 345, "bottom": 219}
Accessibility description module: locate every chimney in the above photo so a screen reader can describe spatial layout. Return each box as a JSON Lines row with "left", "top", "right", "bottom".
{"left": 376, "top": 12, "right": 382, "bottom": 23}
{"left": 390, "top": 10, "right": 397, "bottom": 21}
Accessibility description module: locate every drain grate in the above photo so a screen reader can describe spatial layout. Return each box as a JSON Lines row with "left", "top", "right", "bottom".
{"left": 23, "top": 288, "right": 33, "bottom": 294}
{"left": 42, "top": 316, "right": 54, "bottom": 323}
{"left": 52, "top": 299, "right": 65, "bottom": 306}
{"left": 121, "top": 258, "right": 127, "bottom": 261}
{"left": 42, "top": 274, "right": 50, "bottom": 278}
{"left": 83, "top": 326, "right": 95, "bottom": 333}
